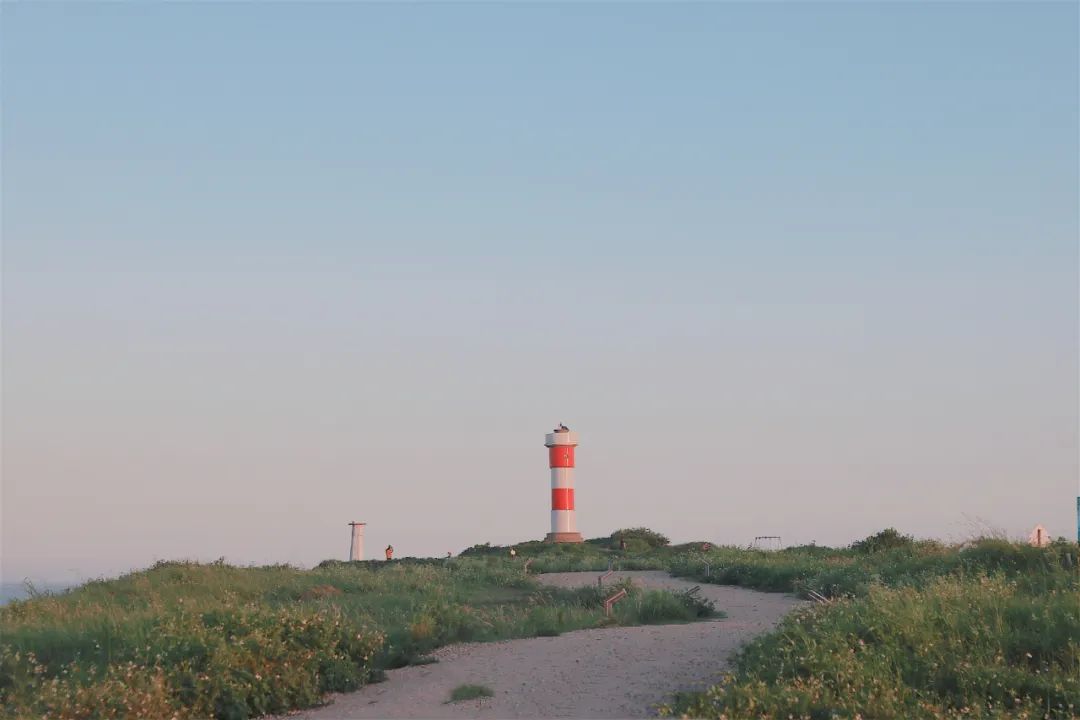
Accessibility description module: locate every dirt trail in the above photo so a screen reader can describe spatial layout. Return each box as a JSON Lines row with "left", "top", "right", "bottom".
{"left": 288, "top": 571, "right": 804, "bottom": 719}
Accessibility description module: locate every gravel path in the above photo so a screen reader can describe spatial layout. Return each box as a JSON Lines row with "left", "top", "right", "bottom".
{"left": 288, "top": 571, "right": 804, "bottom": 719}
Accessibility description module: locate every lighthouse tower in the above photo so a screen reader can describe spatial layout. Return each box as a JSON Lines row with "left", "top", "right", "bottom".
{"left": 545, "top": 424, "right": 583, "bottom": 543}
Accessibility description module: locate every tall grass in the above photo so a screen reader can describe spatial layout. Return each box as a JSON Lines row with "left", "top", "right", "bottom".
{"left": 6, "top": 530, "right": 1070, "bottom": 719}
{"left": 662, "top": 537, "right": 1080, "bottom": 719}
{"left": 0, "top": 556, "right": 708, "bottom": 719}
{"left": 462, "top": 535, "right": 692, "bottom": 574}
{"left": 668, "top": 536, "right": 1077, "bottom": 599}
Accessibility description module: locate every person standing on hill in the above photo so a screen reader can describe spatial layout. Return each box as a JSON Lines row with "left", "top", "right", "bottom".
{"left": 385, "top": 544, "right": 394, "bottom": 561}
{"left": 509, "top": 548, "right": 517, "bottom": 559}
{"left": 619, "top": 536, "right": 627, "bottom": 551}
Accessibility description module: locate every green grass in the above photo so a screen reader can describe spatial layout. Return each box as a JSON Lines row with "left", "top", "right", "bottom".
{"left": 459, "top": 532, "right": 707, "bottom": 574}
{"left": 661, "top": 536, "right": 1080, "bottom": 719}
{"left": 0, "top": 555, "right": 710, "bottom": 719}
{"left": 447, "top": 683, "right": 494, "bottom": 703}
{"left": 667, "top": 533, "right": 1078, "bottom": 600}
{"left": 5, "top": 529, "right": 1071, "bottom": 719}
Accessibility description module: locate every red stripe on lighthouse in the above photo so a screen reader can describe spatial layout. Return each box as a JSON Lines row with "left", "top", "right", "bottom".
{"left": 549, "top": 446, "right": 575, "bottom": 468}
{"left": 551, "top": 488, "right": 575, "bottom": 511}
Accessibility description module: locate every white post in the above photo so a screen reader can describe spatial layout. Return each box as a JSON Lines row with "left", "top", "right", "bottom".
{"left": 349, "top": 522, "right": 366, "bottom": 561}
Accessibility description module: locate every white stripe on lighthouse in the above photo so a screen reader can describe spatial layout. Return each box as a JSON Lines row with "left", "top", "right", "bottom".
{"left": 550, "top": 467, "right": 574, "bottom": 488}
{"left": 551, "top": 510, "right": 576, "bottom": 533}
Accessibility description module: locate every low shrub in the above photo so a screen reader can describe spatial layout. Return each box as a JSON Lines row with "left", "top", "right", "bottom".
{"left": 669, "top": 536, "right": 1076, "bottom": 600}
{"left": 447, "top": 684, "right": 493, "bottom": 703}
{"left": 611, "top": 528, "right": 671, "bottom": 548}
{"left": 0, "top": 603, "right": 384, "bottom": 720}
{"left": 662, "top": 575, "right": 1080, "bottom": 719}
{"left": 675, "top": 586, "right": 718, "bottom": 618}
{"left": 851, "top": 527, "right": 915, "bottom": 554}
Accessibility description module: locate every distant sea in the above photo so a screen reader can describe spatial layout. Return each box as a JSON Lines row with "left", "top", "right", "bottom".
{"left": 0, "top": 581, "right": 73, "bottom": 605}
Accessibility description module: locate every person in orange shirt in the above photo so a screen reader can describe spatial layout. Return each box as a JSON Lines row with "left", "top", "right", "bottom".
{"left": 385, "top": 544, "right": 394, "bottom": 561}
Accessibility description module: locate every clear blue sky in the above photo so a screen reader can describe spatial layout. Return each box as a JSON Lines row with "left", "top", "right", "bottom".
{"left": 3, "top": 2, "right": 1077, "bottom": 583}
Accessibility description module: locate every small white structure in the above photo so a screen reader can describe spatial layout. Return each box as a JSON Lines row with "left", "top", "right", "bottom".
{"left": 1028, "top": 524, "right": 1050, "bottom": 547}
{"left": 349, "top": 522, "right": 366, "bottom": 560}
{"left": 752, "top": 535, "right": 782, "bottom": 551}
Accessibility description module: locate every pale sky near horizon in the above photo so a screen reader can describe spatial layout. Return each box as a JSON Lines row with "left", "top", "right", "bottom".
{"left": 2, "top": 2, "right": 1077, "bottom": 584}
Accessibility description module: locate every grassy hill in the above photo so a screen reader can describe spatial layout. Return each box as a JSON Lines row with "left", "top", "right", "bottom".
{"left": 0, "top": 549, "right": 709, "bottom": 719}
{"left": 661, "top": 531, "right": 1079, "bottom": 719}
{"left": 2, "top": 528, "right": 1076, "bottom": 719}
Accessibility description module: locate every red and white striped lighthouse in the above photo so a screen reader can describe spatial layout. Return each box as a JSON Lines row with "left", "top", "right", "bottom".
{"left": 545, "top": 424, "right": 583, "bottom": 543}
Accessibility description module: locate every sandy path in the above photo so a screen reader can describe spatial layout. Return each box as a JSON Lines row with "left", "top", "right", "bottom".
{"left": 289, "top": 571, "right": 804, "bottom": 719}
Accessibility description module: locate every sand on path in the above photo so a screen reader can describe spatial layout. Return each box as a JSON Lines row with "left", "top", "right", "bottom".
{"left": 289, "top": 571, "right": 804, "bottom": 719}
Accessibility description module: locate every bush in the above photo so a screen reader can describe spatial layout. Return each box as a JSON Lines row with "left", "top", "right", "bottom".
{"left": 662, "top": 575, "right": 1080, "bottom": 719}
{"left": 0, "top": 604, "right": 384, "bottom": 720}
{"left": 662, "top": 535, "right": 1080, "bottom": 719}
{"left": 632, "top": 591, "right": 692, "bottom": 624}
{"left": 851, "top": 527, "right": 915, "bottom": 554}
{"left": 675, "top": 586, "right": 718, "bottom": 619}
{"left": 612, "top": 528, "right": 670, "bottom": 548}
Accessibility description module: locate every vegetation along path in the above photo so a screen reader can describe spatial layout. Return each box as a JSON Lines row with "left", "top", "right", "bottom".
{"left": 289, "top": 571, "right": 805, "bottom": 719}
